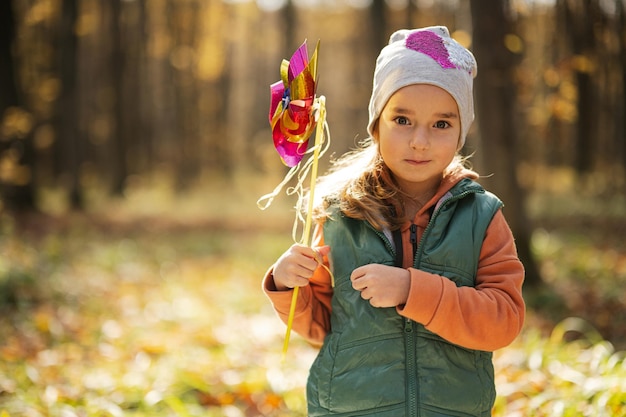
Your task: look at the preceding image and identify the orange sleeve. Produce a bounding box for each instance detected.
[397,210,525,351]
[262,224,333,347]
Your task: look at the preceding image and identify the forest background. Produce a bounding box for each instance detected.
[1,0,625,415]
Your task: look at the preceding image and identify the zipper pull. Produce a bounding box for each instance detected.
[410,223,418,254]
[405,318,413,333]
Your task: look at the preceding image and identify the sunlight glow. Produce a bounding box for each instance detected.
[256,0,288,12]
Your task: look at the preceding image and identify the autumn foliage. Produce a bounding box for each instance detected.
[1,178,625,416]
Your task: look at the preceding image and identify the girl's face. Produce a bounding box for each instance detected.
[376,84,460,197]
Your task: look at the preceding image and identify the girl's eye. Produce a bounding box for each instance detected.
[395,116,410,125]
[434,120,450,129]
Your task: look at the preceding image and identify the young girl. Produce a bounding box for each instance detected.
[263,26,525,417]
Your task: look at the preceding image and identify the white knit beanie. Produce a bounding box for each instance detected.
[367,26,478,149]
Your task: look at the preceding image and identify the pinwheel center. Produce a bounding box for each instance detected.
[282,87,291,108]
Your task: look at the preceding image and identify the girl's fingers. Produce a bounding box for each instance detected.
[273,243,332,290]
[350,265,368,290]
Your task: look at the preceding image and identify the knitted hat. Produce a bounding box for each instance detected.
[367,26,478,149]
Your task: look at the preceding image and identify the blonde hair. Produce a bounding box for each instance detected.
[308,137,469,231]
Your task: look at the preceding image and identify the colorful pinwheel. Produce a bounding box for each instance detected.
[269,40,319,167]
[260,40,330,358]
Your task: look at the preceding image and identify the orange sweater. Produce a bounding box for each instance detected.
[263,170,525,352]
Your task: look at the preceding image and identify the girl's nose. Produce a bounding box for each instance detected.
[409,128,430,150]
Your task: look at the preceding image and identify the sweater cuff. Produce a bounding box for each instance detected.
[397,268,444,325]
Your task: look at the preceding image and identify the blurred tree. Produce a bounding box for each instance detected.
[283,0,298,53]
[223,2,262,178]
[146,0,178,177]
[0,0,36,211]
[57,0,82,208]
[111,0,129,195]
[201,0,230,176]
[0,1,18,118]
[619,0,626,175]
[170,0,202,186]
[470,0,542,287]
[132,0,151,176]
[556,0,598,175]
[369,0,388,53]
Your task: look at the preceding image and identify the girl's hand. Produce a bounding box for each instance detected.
[351,264,410,308]
[272,244,331,291]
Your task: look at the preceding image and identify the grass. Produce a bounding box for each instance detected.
[0,172,625,416]
[0,214,311,416]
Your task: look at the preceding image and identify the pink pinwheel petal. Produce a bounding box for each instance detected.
[269,81,285,123]
[273,129,309,167]
[288,42,309,82]
[289,44,317,101]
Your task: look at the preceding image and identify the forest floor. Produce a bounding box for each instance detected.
[0,174,625,416]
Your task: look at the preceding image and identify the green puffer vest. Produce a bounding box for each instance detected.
[307,178,503,417]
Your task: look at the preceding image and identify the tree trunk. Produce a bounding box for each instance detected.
[224,3,258,176]
[617,0,626,182]
[283,0,298,54]
[369,0,387,53]
[470,0,542,287]
[559,0,597,175]
[58,0,82,209]
[0,0,36,212]
[110,0,129,196]
[0,1,17,114]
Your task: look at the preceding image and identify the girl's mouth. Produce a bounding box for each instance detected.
[406,159,430,165]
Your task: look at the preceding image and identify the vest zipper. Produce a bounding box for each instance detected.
[405,317,418,415]
[369,227,397,259]
[366,222,422,413]
[405,187,479,415]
